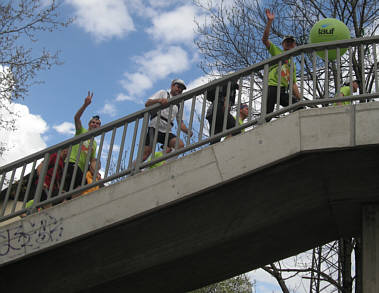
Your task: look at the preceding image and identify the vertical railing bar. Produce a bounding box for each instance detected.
[300,53,305,100]
[33,152,50,212]
[11,164,26,213]
[135,112,150,172]
[289,56,294,106]
[312,51,317,99]
[210,86,220,137]
[248,73,254,122]
[261,64,269,123]
[186,96,196,146]
[235,77,243,128]
[175,101,185,150]
[336,48,341,96]
[163,105,174,151]
[58,145,72,195]
[81,137,95,187]
[93,133,104,181]
[324,49,329,99]
[0,173,6,197]
[373,44,378,93]
[0,169,16,216]
[360,43,366,94]
[128,118,140,170]
[199,93,207,142]
[116,122,128,174]
[349,46,353,97]
[70,141,83,191]
[151,112,161,159]
[222,81,231,133]
[104,128,117,178]
[23,160,37,208]
[47,149,61,199]
[276,60,282,111]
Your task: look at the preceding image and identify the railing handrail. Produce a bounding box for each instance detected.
[1,36,378,173]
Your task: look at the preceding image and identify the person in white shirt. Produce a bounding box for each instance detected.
[142,79,192,161]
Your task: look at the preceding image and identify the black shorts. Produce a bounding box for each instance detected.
[145,127,176,147]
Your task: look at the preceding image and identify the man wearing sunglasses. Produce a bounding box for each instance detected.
[142,79,192,162]
[64,91,101,192]
[262,9,301,121]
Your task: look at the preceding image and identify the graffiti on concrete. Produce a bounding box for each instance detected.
[0,213,64,257]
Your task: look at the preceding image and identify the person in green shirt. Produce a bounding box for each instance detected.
[64,91,101,192]
[262,9,301,121]
[334,80,359,106]
[238,104,249,128]
[148,147,173,169]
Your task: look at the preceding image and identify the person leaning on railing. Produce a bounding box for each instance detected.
[237,104,249,133]
[333,80,359,106]
[63,91,101,192]
[262,9,301,121]
[25,149,68,212]
[206,81,240,144]
[142,79,192,162]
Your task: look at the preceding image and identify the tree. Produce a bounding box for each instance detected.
[189,274,254,293]
[0,0,72,156]
[194,0,378,101]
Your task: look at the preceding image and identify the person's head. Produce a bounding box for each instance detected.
[88,115,101,130]
[240,104,249,119]
[343,80,359,92]
[170,79,187,96]
[282,35,296,51]
[60,148,68,159]
[352,80,359,92]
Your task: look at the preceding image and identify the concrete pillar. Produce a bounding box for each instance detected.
[362,205,379,293]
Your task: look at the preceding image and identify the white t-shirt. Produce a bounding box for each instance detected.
[148,90,180,133]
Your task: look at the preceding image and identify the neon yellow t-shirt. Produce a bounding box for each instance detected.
[148,151,166,169]
[69,127,97,171]
[267,42,297,88]
[334,86,351,105]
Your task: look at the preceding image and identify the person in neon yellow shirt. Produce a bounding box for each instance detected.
[334,80,359,106]
[262,9,301,121]
[148,147,173,169]
[64,91,101,192]
[238,104,249,131]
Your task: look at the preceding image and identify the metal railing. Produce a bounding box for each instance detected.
[1,36,378,223]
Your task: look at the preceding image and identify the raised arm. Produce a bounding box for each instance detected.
[262,9,274,49]
[74,91,93,131]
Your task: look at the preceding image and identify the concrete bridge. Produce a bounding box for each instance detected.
[1,102,379,292]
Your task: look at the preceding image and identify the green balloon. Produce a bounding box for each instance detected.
[309,18,351,60]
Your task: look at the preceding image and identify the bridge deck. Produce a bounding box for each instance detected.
[1,103,379,292]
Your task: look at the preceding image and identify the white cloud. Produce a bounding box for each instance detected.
[146,5,199,44]
[53,121,75,136]
[120,46,190,97]
[67,0,135,42]
[115,93,144,104]
[100,102,117,117]
[120,72,153,97]
[0,102,48,167]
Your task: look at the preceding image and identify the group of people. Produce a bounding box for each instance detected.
[25,92,102,211]
[26,9,360,211]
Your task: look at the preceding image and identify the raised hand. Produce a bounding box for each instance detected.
[84,91,94,106]
[265,9,274,21]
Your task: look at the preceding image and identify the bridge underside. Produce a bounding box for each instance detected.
[1,145,379,293]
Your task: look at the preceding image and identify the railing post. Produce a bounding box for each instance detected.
[32,152,50,212]
[135,112,150,173]
[260,64,269,124]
